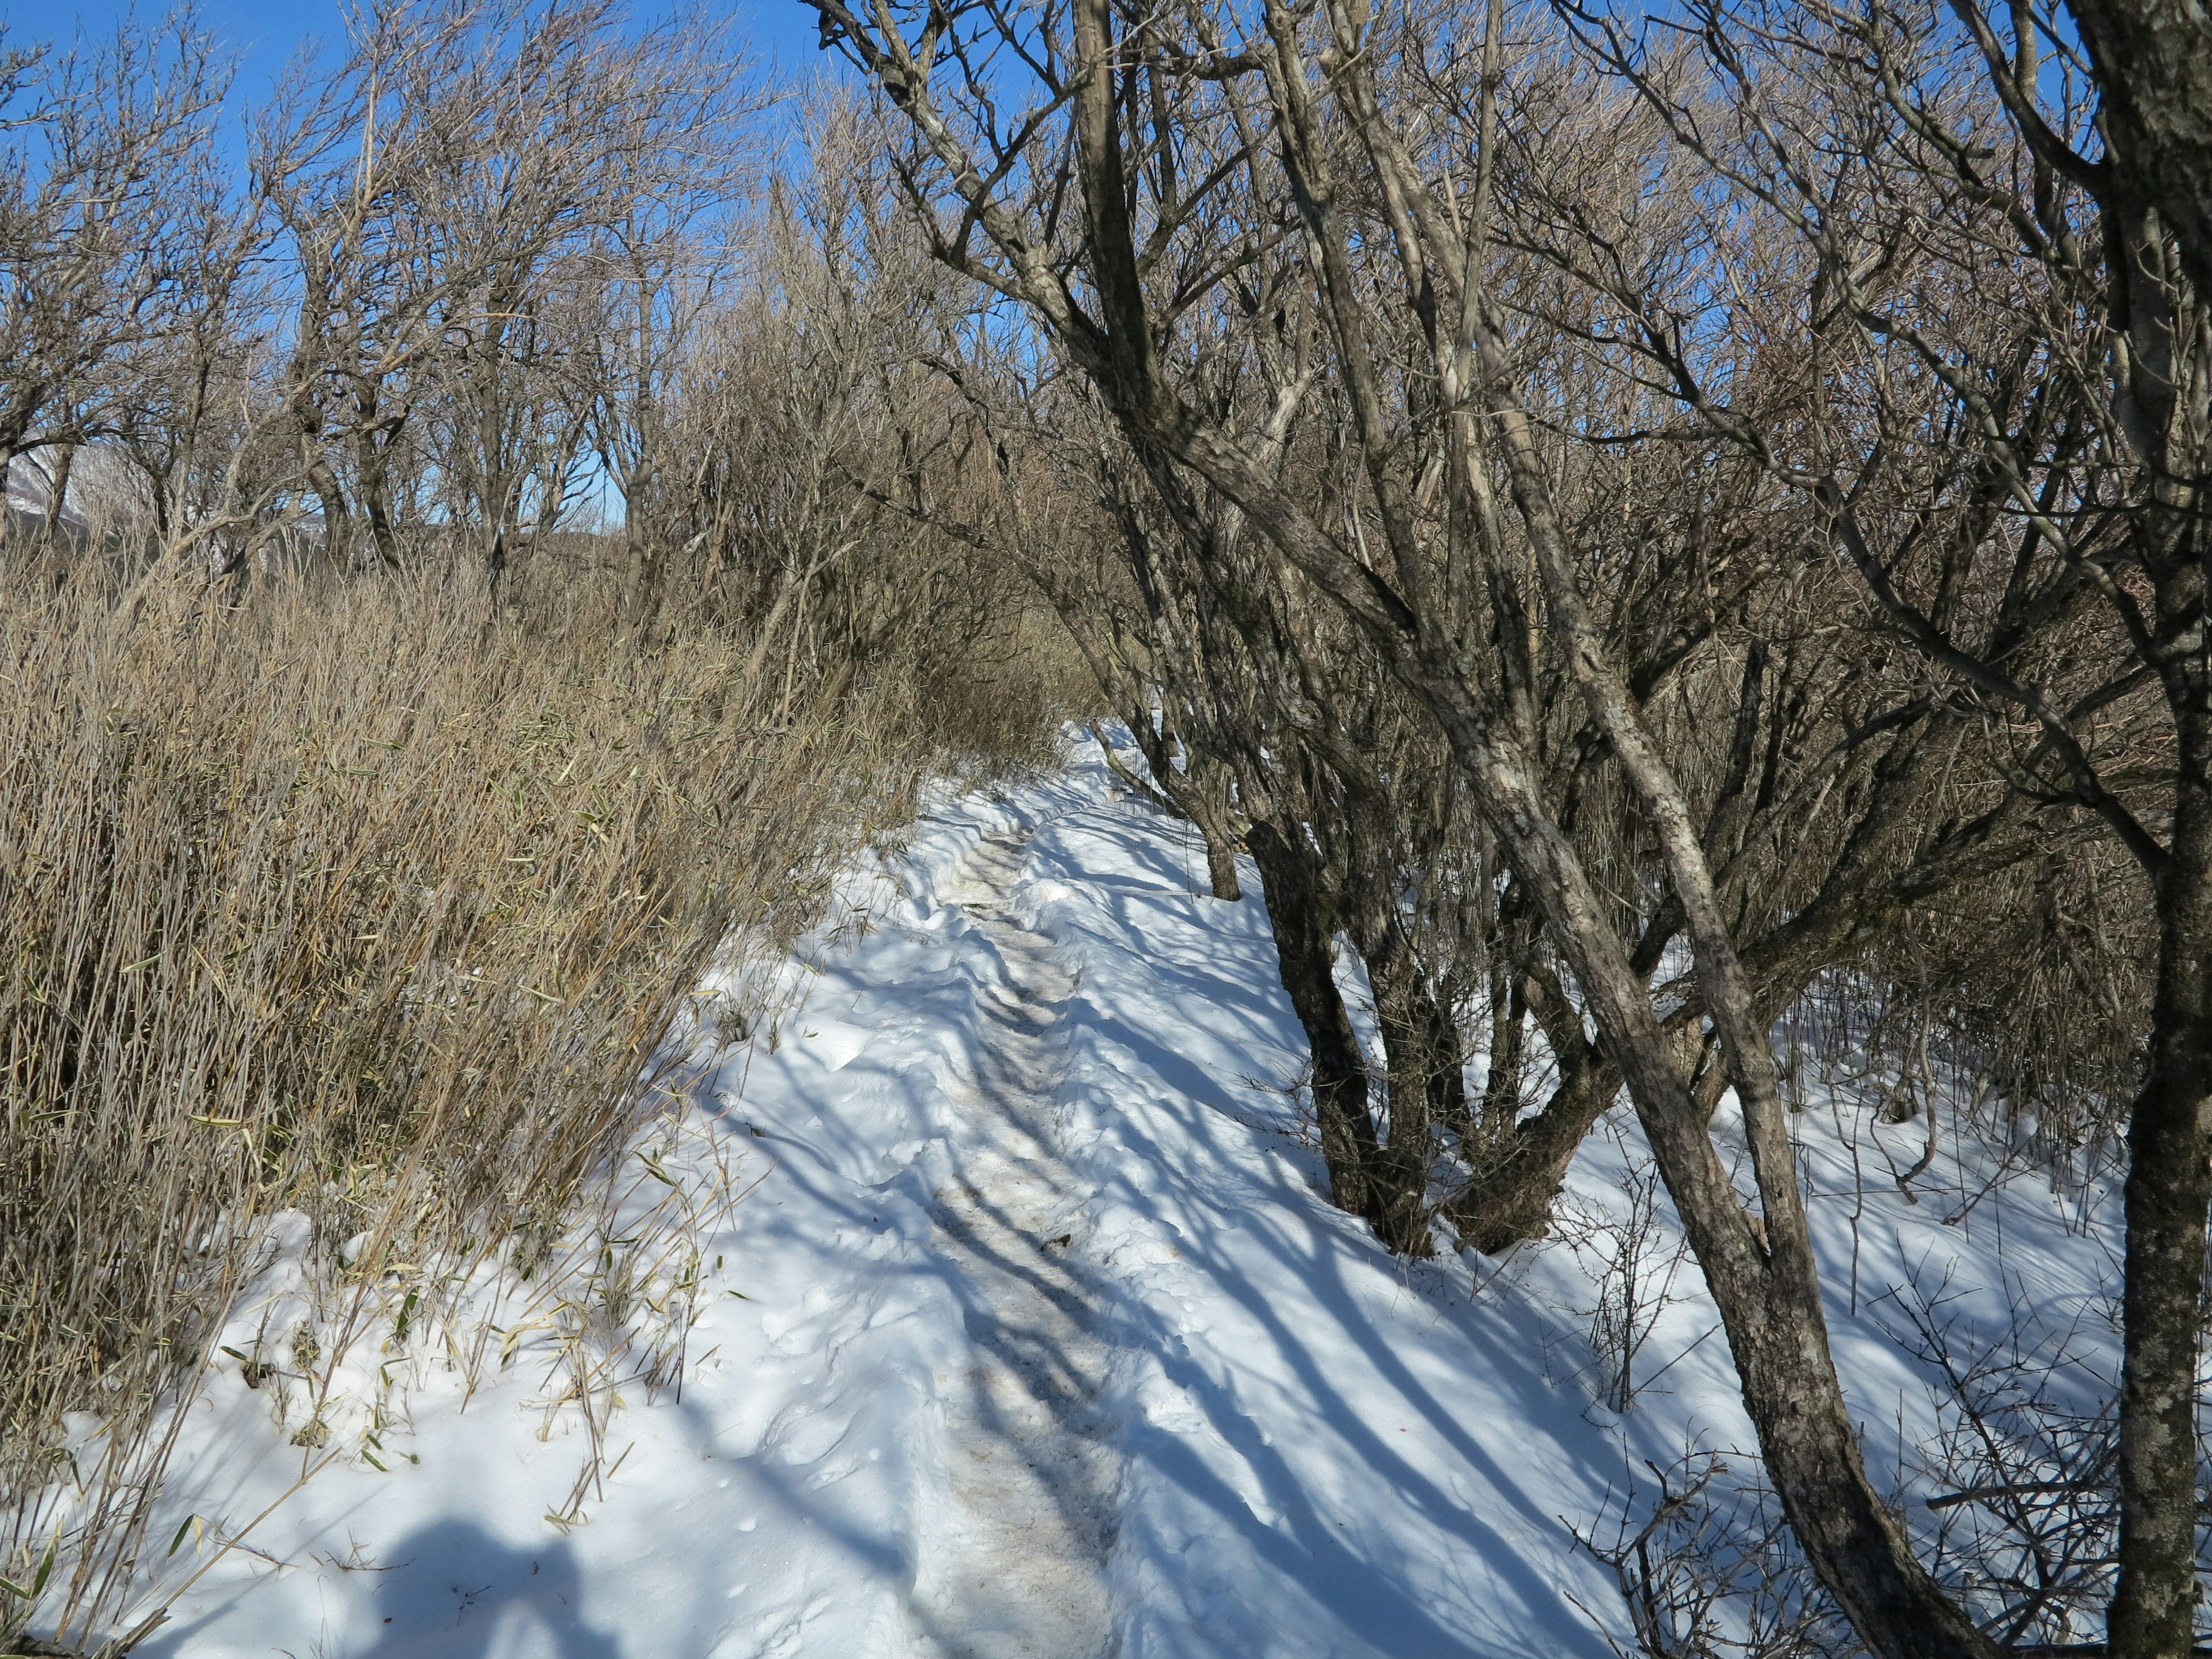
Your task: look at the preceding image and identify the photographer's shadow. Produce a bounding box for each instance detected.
[349,1518,619,1658]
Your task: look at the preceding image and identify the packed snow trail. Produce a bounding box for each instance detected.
[129,742,2128,1658]
[911,831,1117,1658]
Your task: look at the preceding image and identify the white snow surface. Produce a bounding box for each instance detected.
[124,740,2122,1658]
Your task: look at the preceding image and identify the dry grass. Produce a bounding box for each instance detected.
[0,552,1041,1649]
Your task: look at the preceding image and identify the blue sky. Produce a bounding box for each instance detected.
[11,0,834,104]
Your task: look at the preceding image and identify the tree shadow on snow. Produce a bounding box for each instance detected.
[1033,812,1615,1657]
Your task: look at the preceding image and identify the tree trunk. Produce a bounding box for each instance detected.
[41,442,77,546]
[1476,962,1525,1135]
[1200,829,1244,903]
[2065,0,2212,305]
[1339,783,1448,1255]
[1127,721,1244,903]
[353,416,404,572]
[1450,1058,1619,1253]
[1244,816,1378,1219]
[1189,751,1244,902]
[1363,947,1452,1256]
[1094,722,1185,817]
[1480,399,1997,1656]
[624,538,668,632]
[2109,711,2212,1659]
[286,382,351,571]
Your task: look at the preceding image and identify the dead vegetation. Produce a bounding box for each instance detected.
[6,0,2210,1648]
[0,5,1080,1644]
[0,547,1062,1647]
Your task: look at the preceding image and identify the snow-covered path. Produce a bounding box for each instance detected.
[911,832,1117,1658]
[130,743,2126,1659]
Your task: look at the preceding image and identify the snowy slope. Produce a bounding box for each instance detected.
[116,738,2122,1659]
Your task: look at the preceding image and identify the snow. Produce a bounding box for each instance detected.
[110,737,2123,1658]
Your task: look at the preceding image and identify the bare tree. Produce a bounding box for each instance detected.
[796,0,2173,1649]
[1531,0,2210,1646]
[256,0,747,578]
[0,13,232,539]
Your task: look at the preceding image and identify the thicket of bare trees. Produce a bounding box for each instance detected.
[803,0,2207,1651]
[7,0,2208,1649]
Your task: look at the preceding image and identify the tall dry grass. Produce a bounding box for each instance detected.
[0,552,1045,1650]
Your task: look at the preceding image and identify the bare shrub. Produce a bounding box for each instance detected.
[1550,1122,1698,1414]
[1881,1265,2136,1649]
[1571,1452,1862,1659]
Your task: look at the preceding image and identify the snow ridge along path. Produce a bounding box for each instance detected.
[914,831,1118,1659]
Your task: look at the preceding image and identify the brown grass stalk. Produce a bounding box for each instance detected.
[0,551,1008,1648]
